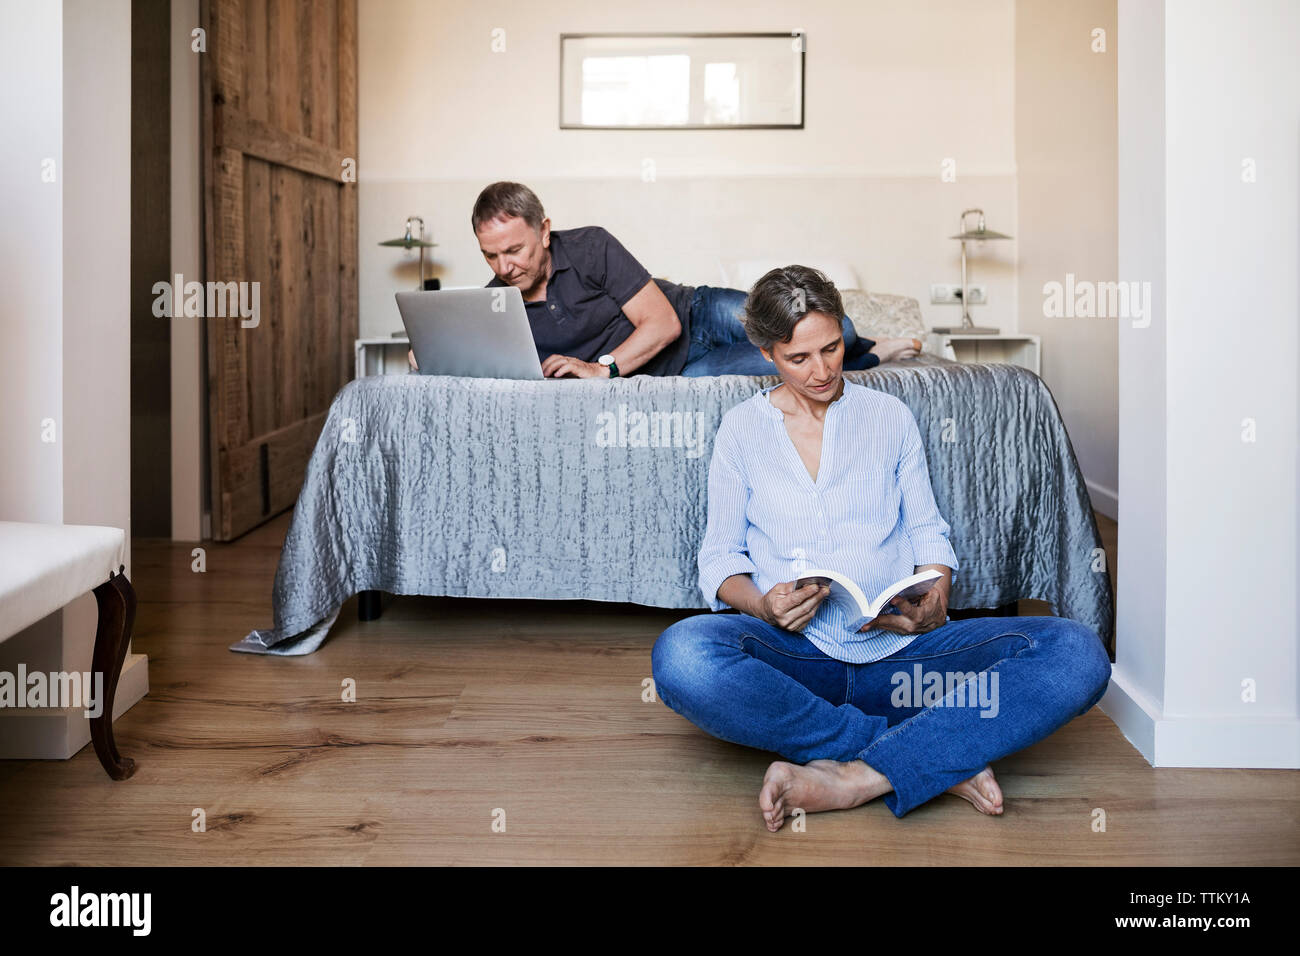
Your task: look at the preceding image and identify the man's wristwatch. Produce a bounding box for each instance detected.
[598,354,620,378]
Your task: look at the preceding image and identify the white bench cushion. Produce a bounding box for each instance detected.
[0,522,126,642]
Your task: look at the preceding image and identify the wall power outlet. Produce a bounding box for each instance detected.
[929,283,987,305]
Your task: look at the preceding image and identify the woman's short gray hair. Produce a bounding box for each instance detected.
[742,265,845,350]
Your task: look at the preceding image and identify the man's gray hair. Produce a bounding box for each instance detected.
[472,181,546,233]
[742,265,845,350]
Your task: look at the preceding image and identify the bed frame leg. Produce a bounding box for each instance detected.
[358,590,384,622]
[90,566,137,780]
[948,600,1019,621]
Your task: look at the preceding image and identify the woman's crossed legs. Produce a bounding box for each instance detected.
[651,612,1111,828]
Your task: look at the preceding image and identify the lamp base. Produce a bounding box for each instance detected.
[930,325,1002,335]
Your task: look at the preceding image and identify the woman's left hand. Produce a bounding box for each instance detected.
[859,581,949,634]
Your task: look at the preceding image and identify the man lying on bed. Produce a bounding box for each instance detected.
[407,181,922,378]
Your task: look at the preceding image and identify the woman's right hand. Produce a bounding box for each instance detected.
[760,581,829,632]
[408,348,419,371]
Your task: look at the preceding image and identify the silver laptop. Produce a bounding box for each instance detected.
[395,287,544,379]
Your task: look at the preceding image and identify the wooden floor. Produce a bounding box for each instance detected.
[1,510,1296,866]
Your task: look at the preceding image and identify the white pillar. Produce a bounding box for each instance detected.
[1107,0,1299,767]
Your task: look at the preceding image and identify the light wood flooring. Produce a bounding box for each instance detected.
[1,510,1296,865]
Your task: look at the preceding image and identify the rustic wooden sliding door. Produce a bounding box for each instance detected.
[201,0,358,540]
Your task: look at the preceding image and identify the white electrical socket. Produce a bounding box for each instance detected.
[930,283,959,304]
[930,283,988,305]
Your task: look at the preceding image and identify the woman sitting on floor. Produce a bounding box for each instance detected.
[651,264,1112,829]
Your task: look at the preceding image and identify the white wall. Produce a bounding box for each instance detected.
[357,0,1019,337]
[1162,0,1297,725]
[1113,0,1167,740]
[0,0,69,757]
[0,0,135,540]
[1015,0,1118,518]
[0,0,64,524]
[1106,0,1298,767]
[0,0,147,760]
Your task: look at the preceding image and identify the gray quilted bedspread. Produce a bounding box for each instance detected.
[232,357,1114,656]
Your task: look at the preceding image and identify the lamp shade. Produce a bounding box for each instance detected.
[949,228,1013,241]
[377,237,437,248]
[381,215,436,290]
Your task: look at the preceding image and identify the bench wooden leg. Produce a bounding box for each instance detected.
[358,589,384,622]
[90,566,137,780]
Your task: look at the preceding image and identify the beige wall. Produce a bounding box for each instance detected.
[63,0,133,548]
[171,0,203,541]
[358,0,1019,336]
[1015,0,1119,517]
[161,0,1122,536]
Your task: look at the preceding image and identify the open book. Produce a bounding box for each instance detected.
[794,568,943,631]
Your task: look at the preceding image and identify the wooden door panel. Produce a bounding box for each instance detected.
[304,174,343,413]
[242,155,273,438]
[202,0,357,541]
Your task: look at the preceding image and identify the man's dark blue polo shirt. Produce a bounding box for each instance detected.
[485,226,694,376]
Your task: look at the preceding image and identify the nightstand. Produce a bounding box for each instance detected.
[354,334,411,378]
[926,332,1040,375]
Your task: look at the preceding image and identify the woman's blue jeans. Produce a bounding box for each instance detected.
[680,286,881,377]
[651,612,1112,817]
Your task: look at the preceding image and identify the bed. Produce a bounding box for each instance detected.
[231,351,1115,658]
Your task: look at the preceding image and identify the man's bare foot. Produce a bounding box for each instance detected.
[868,336,923,363]
[758,758,892,832]
[946,766,1004,815]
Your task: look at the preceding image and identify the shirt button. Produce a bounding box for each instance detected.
[549,304,555,310]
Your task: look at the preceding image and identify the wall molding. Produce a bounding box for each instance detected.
[1100,664,1300,768]
[1086,477,1118,521]
[354,168,1021,185]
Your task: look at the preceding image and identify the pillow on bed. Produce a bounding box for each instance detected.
[840,289,928,342]
[719,258,862,292]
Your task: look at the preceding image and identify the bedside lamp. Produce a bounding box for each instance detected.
[931,208,1012,335]
[378,215,438,290]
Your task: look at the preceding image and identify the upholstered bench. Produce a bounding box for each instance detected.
[0,522,138,779]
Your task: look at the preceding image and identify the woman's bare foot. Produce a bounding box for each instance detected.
[758,758,892,832]
[868,336,923,363]
[946,766,1004,815]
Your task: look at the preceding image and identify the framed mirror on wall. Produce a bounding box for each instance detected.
[559,32,805,129]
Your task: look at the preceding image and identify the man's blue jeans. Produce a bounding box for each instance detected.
[651,613,1112,817]
[680,286,881,377]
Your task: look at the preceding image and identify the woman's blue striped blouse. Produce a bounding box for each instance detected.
[698,380,960,664]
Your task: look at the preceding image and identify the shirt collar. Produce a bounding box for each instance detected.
[758,379,859,419]
[546,232,572,276]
